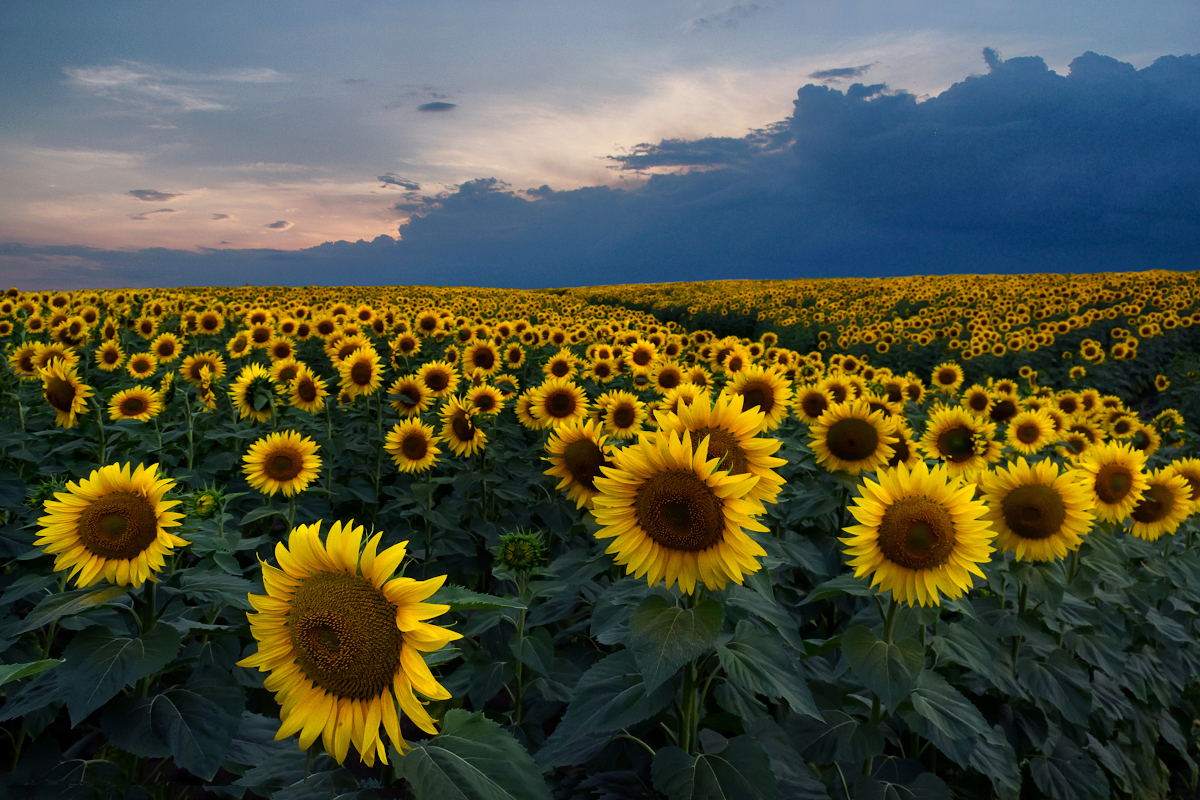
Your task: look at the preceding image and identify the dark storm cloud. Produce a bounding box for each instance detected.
[264,220,293,230]
[417,101,456,112]
[808,64,874,82]
[128,189,183,202]
[130,208,178,220]
[9,49,1200,290]
[378,173,422,190]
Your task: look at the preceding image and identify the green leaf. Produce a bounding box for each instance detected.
[909,670,989,741]
[510,628,554,677]
[10,584,130,634]
[716,620,820,719]
[61,623,182,726]
[969,726,1021,800]
[651,736,779,800]
[1017,651,1092,727]
[0,659,62,686]
[534,650,675,770]
[724,585,806,651]
[101,695,171,758]
[929,618,1000,684]
[802,574,875,604]
[240,505,283,525]
[1029,737,1109,800]
[431,584,526,611]
[403,709,552,800]
[628,595,724,692]
[150,685,243,780]
[177,569,255,611]
[841,625,924,712]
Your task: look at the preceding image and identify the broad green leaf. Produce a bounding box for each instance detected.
[716,620,820,719]
[1017,651,1092,727]
[534,650,674,770]
[61,623,182,725]
[150,685,243,780]
[0,659,62,686]
[403,710,552,800]
[0,670,66,722]
[101,695,171,758]
[802,574,876,604]
[431,584,526,611]
[745,719,832,800]
[930,619,1000,684]
[841,625,924,712]
[854,772,950,800]
[909,670,989,741]
[11,584,130,634]
[177,569,255,611]
[240,505,283,525]
[651,736,779,800]
[724,585,805,651]
[0,573,57,606]
[787,709,884,764]
[970,725,1021,800]
[1029,736,1109,800]
[510,627,554,677]
[628,595,723,692]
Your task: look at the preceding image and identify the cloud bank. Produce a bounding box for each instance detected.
[6,49,1198,289]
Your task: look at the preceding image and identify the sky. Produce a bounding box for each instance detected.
[1,1,1197,289]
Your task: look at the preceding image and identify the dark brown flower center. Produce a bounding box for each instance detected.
[120,396,149,417]
[657,369,681,390]
[739,382,773,415]
[103,349,120,365]
[800,392,829,420]
[289,572,400,700]
[1094,464,1134,505]
[877,496,957,570]
[425,370,449,392]
[1016,423,1042,444]
[451,412,476,443]
[937,368,957,386]
[401,432,428,460]
[563,437,609,491]
[937,426,976,462]
[825,417,880,463]
[1131,483,1175,524]
[472,393,496,413]
[634,470,724,552]
[265,448,304,482]
[297,379,318,402]
[350,361,372,386]
[45,376,77,413]
[472,348,495,370]
[695,426,747,475]
[1001,483,1066,540]
[968,393,989,412]
[546,390,576,418]
[77,491,160,559]
[990,400,1018,423]
[610,403,637,429]
[886,437,911,468]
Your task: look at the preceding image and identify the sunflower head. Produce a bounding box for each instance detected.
[1075,440,1149,523]
[1128,468,1192,541]
[981,458,1094,561]
[543,418,615,509]
[35,462,188,588]
[497,528,546,571]
[809,399,898,475]
[384,420,441,473]
[41,358,92,429]
[243,430,322,497]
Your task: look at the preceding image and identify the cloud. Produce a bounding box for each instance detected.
[128,189,184,202]
[130,208,178,221]
[808,64,874,82]
[265,220,293,230]
[417,102,456,112]
[378,173,422,190]
[687,2,769,31]
[63,61,287,113]
[9,49,1200,289]
[211,213,233,220]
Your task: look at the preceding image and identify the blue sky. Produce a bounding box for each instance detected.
[1,1,1197,288]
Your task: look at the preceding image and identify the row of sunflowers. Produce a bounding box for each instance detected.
[1,282,1199,799]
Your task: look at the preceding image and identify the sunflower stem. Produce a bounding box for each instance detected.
[91,396,108,464]
[184,395,195,470]
[1066,548,1081,584]
[424,468,434,578]
[372,392,384,515]
[287,495,297,530]
[882,595,900,645]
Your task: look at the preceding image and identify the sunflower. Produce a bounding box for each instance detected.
[840,461,994,607]
[960,384,992,417]
[338,347,383,399]
[655,391,786,514]
[384,420,441,473]
[1165,458,1200,507]
[289,367,329,414]
[387,375,432,417]
[1074,440,1149,523]
[724,365,792,433]
[514,388,544,430]
[650,361,685,393]
[465,384,504,416]
[270,357,303,385]
[109,386,163,422]
[462,341,501,377]
[439,396,487,457]
[1127,468,1192,541]
[151,332,182,363]
[793,383,834,425]
[884,421,922,470]
[591,430,768,594]
[244,430,322,497]
[34,462,187,589]
[238,521,460,765]
[502,343,526,370]
[127,351,158,380]
[230,363,276,423]
[1128,423,1161,458]
[988,393,1021,424]
[417,360,459,398]
[8,344,40,378]
[543,418,615,509]
[1005,410,1057,455]
[182,350,226,384]
[931,362,965,394]
[95,341,125,372]
[809,400,897,475]
[981,458,1094,561]
[530,378,590,429]
[597,390,646,440]
[41,359,92,429]
[660,384,709,417]
[920,406,1000,480]
[491,374,520,398]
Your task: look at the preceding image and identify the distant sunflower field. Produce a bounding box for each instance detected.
[3,272,1200,799]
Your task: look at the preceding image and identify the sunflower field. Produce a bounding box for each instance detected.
[3,273,1200,799]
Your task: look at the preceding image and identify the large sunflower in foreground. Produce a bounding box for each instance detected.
[980,457,1094,561]
[655,391,786,514]
[1127,468,1192,541]
[238,521,461,766]
[809,399,897,475]
[35,462,188,589]
[243,431,322,497]
[1074,440,1148,523]
[41,359,93,429]
[840,461,994,607]
[387,375,433,417]
[591,430,768,594]
[543,418,615,509]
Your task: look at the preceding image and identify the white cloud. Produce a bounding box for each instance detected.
[63,61,288,113]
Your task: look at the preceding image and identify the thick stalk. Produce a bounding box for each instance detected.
[512,571,529,726]
[1010,582,1028,667]
[882,595,900,645]
[679,660,698,756]
[184,396,194,470]
[90,396,108,463]
[287,495,297,531]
